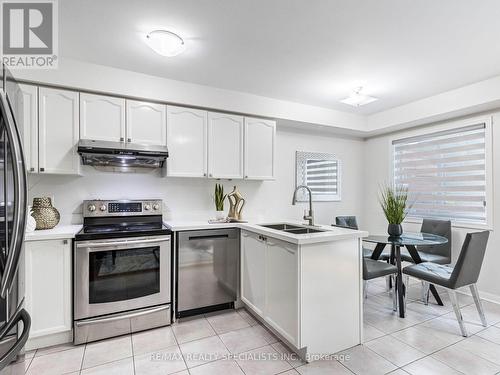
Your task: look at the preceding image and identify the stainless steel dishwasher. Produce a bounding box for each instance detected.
[176,228,239,318]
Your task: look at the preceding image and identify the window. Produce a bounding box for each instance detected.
[295,151,341,202]
[393,121,491,226]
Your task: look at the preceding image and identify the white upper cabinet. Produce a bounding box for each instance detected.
[38,87,80,175]
[17,84,38,173]
[126,100,166,146]
[208,112,244,179]
[244,117,276,180]
[80,93,125,142]
[15,82,274,179]
[166,106,207,177]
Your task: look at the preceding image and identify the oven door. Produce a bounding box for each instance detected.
[74,235,171,320]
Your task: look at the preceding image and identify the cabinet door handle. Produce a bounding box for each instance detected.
[63,239,68,245]
[245,175,248,179]
[120,137,124,142]
[29,167,35,172]
[209,173,213,177]
[127,138,132,142]
[203,173,207,177]
[40,167,45,172]
[188,234,229,241]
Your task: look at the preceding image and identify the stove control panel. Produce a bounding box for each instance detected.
[83,199,163,217]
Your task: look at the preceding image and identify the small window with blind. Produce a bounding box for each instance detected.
[295,151,341,202]
[393,121,491,226]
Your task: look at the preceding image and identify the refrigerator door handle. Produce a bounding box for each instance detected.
[0,302,31,370]
[0,92,28,298]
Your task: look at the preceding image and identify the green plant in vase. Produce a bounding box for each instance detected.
[379,184,411,237]
[214,183,227,220]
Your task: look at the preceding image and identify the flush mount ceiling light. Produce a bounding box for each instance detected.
[340,87,378,107]
[145,30,185,57]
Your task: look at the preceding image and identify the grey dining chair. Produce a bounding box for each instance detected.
[400,219,452,303]
[363,258,399,310]
[335,216,358,230]
[401,219,452,264]
[403,231,490,337]
[335,216,391,259]
[335,216,398,302]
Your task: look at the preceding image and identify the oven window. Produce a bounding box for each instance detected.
[89,246,160,304]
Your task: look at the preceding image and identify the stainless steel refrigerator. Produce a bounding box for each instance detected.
[0,64,31,370]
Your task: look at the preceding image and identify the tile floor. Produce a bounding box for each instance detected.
[4,277,500,375]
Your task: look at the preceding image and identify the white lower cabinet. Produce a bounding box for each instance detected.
[23,239,72,350]
[265,237,299,346]
[241,230,362,356]
[241,231,299,345]
[241,231,267,316]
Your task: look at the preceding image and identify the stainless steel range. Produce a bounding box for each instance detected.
[73,199,172,345]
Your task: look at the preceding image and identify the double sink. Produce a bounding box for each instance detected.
[259,223,327,234]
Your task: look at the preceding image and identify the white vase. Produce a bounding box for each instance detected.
[26,206,37,232]
[215,210,226,220]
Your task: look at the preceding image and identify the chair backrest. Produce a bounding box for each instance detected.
[418,219,452,261]
[335,216,358,230]
[450,231,490,289]
[362,257,369,279]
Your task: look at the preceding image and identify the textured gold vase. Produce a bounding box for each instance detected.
[32,197,60,230]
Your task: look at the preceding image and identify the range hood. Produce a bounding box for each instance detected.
[78,139,168,169]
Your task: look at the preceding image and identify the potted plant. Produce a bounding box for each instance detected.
[214,183,227,220]
[379,184,411,237]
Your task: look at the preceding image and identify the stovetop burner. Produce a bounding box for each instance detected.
[75,199,172,241]
[76,223,171,241]
[83,223,162,234]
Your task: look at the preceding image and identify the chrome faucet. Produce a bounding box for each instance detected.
[292,185,314,226]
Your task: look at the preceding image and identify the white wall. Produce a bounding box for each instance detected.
[363,112,500,302]
[28,126,365,226]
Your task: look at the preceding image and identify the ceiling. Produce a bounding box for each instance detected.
[60,0,500,115]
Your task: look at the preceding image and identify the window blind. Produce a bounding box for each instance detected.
[296,151,341,202]
[393,123,486,224]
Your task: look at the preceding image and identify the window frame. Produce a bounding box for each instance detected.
[390,115,493,230]
[295,151,342,202]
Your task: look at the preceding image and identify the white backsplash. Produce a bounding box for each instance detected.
[27,128,366,226]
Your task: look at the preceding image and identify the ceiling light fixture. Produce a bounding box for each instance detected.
[145,30,185,57]
[340,87,378,107]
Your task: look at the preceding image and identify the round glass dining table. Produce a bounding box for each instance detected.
[363,232,448,318]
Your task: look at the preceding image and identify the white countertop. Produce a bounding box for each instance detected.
[164,219,367,245]
[23,220,367,245]
[164,220,240,231]
[25,225,82,242]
